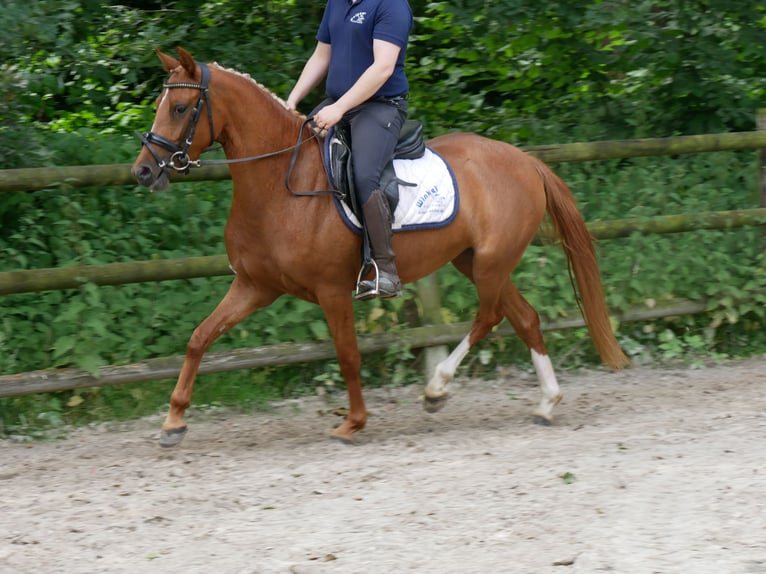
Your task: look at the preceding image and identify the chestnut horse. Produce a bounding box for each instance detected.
[132,47,630,447]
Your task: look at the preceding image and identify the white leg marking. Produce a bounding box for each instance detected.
[531,350,563,422]
[424,335,472,398]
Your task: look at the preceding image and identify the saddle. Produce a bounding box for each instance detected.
[328,119,426,220]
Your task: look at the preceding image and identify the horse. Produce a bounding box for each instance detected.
[131,47,631,447]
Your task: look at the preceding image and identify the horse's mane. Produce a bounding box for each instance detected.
[210,62,306,121]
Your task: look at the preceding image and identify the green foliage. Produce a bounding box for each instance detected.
[407,1,766,142]
[2,1,766,436]
[4,0,765,148]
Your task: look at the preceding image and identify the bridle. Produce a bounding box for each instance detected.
[135,62,215,174]
[134,61,335,197]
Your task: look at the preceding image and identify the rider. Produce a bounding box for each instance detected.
[286,0,414,300]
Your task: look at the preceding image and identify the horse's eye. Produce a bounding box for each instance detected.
[174,104,188,115]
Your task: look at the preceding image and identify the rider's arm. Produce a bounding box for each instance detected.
[333,39,400,113]
[313,39,401,129]
[286,41,331,111]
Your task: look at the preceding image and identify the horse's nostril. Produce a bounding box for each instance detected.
[133,164,154,185]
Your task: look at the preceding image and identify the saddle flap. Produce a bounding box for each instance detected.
[394,120,426,160]
[329,127,351,194]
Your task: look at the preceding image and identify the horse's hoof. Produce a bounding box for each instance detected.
[329,429,356,445]
[423,394,449,413]
[532,414,553,426]
[159,426,188,448]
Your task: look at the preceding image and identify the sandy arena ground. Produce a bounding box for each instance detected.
[1,356,765,573]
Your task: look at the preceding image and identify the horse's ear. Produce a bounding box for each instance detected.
[154,48,179,72]
[176,47,197,77]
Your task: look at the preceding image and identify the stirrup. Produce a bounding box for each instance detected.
[354,260,380,301]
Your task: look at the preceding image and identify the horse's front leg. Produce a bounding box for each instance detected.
[317,290,367,443]
[160,276,278,447]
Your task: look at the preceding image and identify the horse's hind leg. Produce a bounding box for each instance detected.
[423,334,472,411]
[498,282,563,424]
[425,251,562,422]
[160,276,278,447]
[423,251,506,411]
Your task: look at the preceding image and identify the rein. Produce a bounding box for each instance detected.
[195,118,338,198]
[135,61,339,198]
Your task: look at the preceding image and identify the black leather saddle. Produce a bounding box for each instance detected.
[329,119,426,219]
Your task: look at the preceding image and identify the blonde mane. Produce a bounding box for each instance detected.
[210,62,306,121]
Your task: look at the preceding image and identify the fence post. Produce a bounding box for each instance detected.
[759,109,766,251]
[415,274,449,380]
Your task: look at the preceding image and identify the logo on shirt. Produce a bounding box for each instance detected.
[350,11,366,24]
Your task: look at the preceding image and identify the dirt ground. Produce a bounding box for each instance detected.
[1,356,765,574]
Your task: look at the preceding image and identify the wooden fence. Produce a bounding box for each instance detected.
[3,130,766,194]
[1,130,765,397]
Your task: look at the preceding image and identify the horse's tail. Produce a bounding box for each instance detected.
[535,159,632,370]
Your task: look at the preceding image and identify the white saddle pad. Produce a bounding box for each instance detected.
[333,147,459,233]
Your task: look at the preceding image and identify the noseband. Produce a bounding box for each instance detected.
[135,61,214,174]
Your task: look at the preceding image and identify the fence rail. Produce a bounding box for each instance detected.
[0,299,709,397]
[2,130,766,194]
[2,209,765,296]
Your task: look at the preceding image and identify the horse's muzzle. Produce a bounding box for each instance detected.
[132,161,170,192]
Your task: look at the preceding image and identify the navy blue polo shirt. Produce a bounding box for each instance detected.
[317,0,413,100]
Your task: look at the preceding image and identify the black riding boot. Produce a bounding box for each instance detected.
[355,189,402,300]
